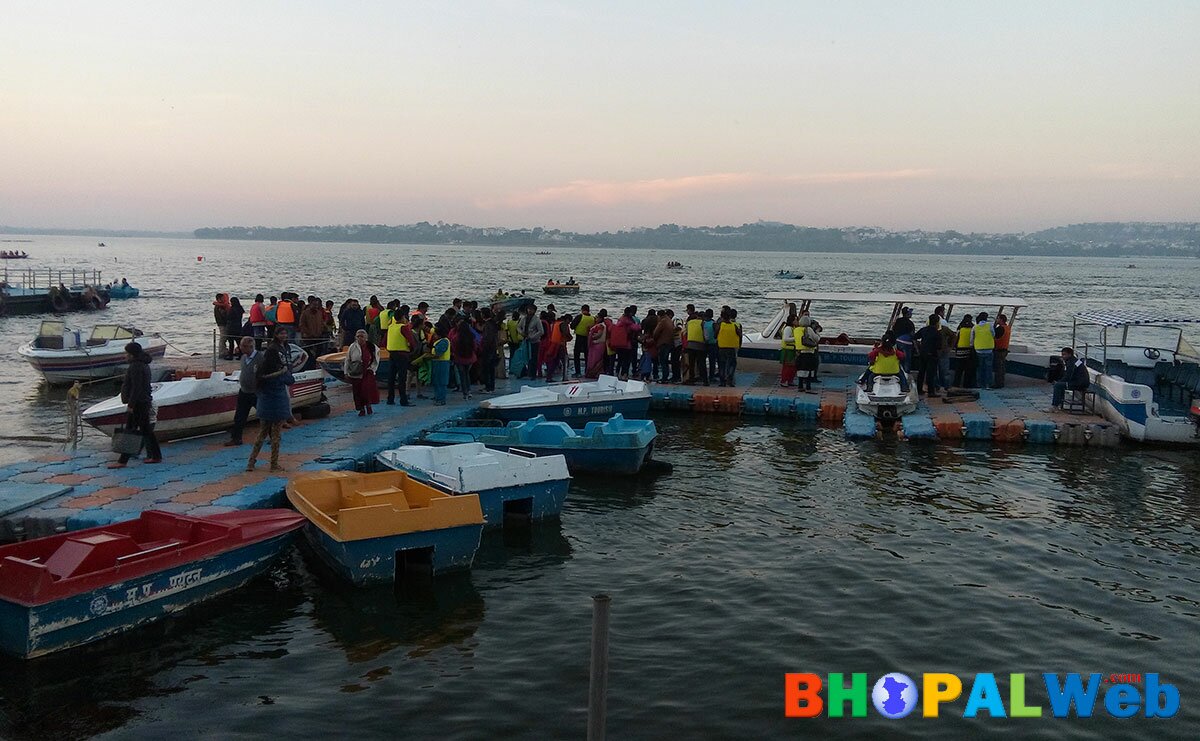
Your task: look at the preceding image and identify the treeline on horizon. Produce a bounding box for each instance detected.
[184,220,1194,257]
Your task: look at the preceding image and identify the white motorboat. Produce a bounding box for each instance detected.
[739,292,1050,379]
[81,369,326,441]
[1069,310,1200,445]
[855,374,919,425]
[375,443,570,527]
[17,320,168,385]
[478,374,651,423]
[81,346,323,440]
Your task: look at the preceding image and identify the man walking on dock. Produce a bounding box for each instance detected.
[225,336,261,446]
[108,343,162,468]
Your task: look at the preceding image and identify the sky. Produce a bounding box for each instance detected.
[3,0,1199,233]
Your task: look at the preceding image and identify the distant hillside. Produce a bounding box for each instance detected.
[1029,222,1200,246]
[193,221,1200,257]
[0,226,193,239]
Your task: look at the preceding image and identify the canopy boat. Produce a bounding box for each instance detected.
[543,283,580,296]
[375,443,570,527]
[107,283,140,299]
[317,346,389,383]
[1070,310,1200,445]
[479,375,651,423]
[17,321,168,385]
[286,470,485,585]
[418,413,657,474]
[774,271,803,280]
[739,292,1048,379]
[0,509,304,658]
[82,347,323,440]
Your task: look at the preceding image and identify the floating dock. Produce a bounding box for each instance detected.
[0,368,1116,541]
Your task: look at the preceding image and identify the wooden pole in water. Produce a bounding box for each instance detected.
[587,593,611,741]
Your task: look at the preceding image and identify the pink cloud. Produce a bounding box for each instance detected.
[476,169,936,210]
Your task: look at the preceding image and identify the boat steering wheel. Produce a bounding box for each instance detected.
[1144,347,1161,360]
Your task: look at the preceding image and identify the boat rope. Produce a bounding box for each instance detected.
[159,335,205,357]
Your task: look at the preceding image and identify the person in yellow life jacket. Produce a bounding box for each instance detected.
[779,315,798,388]
[385,314,416,406]
[992,312,1011,389]
[859,333,910,392]
[715,310,742,387]
[953,314,976,389]
[685,311,709,385]
[427,327,452,406]
[971,311,996,389]
[570,305,596,377]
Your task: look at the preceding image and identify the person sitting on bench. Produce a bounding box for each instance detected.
[1051,347,1090,409]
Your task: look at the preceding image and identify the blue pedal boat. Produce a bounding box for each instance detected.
[0,509,305,659]
[420,414,658,475]
[375,443,571,527]
[478,374,652,424]
[286,470,485,586]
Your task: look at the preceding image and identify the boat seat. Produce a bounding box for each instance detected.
[44,532,142,579]
[1063,389,1094,415]
[35,336,64,350]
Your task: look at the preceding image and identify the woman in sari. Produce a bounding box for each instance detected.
[343,329,379,416]
[585,309,609,379]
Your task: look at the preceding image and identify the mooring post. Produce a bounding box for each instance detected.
[587,593,611,741]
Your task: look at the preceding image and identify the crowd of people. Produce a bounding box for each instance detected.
[850,305,1013,397]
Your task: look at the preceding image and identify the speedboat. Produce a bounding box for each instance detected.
[375,443,570,527]
[82,347,324,440]
[0,509,304,658]
[739,292,1050,380]
[286,470,485,585]
[543,283,580,296]
[1070,310,1200,445]
[419,413,657,474]
[18,320,168,385]
[479,374,651,423]
[855,374,919,425]
[774,271,803,279]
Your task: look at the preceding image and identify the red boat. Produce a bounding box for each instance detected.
[0,509,304,658]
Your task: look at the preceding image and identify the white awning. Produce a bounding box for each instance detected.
[1073,310,1200,327]
[763,292,1028,308]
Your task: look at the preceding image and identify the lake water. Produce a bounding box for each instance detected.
[0,236,1198,738]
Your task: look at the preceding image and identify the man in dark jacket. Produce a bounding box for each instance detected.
[108,343,162,467]
[479,309,500,392]
[1051,347,1091,409]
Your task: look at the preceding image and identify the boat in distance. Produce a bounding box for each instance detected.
[375,443,570,527]
[479,375,651,423]
[286,470,485,586]
[0,509,304,659]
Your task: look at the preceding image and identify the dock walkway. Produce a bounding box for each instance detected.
[0,370,1114,541]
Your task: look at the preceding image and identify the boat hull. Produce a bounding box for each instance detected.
[738,341,1051,380]
[20,341,167,385]
[1089,372,1200,445]
[424,433,652,475]
[301,523,482,586]
[82,372,325,440]
[543,285,580,296]
[0,533,294,659]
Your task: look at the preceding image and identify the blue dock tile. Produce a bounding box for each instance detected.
[742,393,771,415]
[67,508,137,530]
[901,414,938,440]
[962,412,994,440]
[1024,419,1057,444]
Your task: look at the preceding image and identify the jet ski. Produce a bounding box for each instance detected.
[855,374,919,426]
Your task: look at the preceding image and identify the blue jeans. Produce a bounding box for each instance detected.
[860,371,910,393]
[718,348,737,385]
[937,355,951,390]
[897,341,914,373]
[975,349,994,389]
[455,363,472,398]
[431,360,450,404]
[1052,382,1089,407]
[706,344,719,378]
